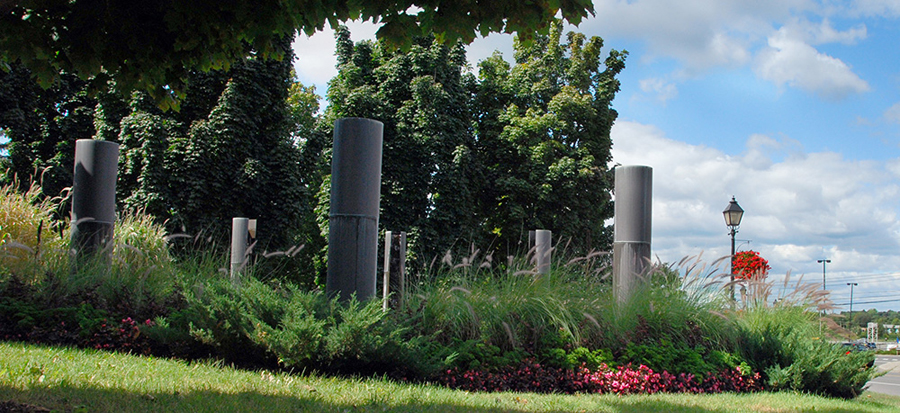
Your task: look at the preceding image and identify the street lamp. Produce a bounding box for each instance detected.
[723,197,744,300]
[847,282,858,337]
[818,259,831,290]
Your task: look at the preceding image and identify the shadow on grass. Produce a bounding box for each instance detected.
[3,385,900,413]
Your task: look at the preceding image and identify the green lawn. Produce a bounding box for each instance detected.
[1,341,898,413]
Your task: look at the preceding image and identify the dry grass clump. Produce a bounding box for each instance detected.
[0,179,69,280]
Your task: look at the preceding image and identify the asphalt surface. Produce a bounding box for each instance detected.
[867,355,900,396]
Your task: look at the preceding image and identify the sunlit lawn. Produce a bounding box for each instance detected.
[1,342,899,412]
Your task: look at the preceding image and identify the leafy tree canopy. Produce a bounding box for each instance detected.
[321,21,626,260]
[0,0,595,109]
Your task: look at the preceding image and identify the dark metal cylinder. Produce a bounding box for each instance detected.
[326,118,384,301]
[71,139,119,258]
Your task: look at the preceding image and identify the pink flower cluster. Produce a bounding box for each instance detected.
[576,363,761,394]
[89,317,155,353]
[437,359,762,395]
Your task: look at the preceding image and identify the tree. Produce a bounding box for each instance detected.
[1,34,324,285]
[319,22,626,263]
[1,0,595,108]
[473,21,626,254]
[0,63,95,201]
[322,27,480,262]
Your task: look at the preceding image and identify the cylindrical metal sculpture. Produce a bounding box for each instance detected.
[535,229,552,275]
[382,231,407,311]
[326,118,384,301]
[71,139,120,260]
[613,165,653,303]
[230,217,250,285]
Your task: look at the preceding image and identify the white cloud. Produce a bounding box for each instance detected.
[753,27,870,99]
[885,102,900,124]
[576,2,877,100]
[780,18,867,45]
[465,33,516,70]
[585,0,814,72]
[610,120,900,293]
[852,0,900,17]
[639,77,678,103]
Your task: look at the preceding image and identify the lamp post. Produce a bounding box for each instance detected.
[847,282,858,338]
[817,259,831,290]
[723,197,744,300]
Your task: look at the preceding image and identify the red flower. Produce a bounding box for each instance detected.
[732,250,770,280]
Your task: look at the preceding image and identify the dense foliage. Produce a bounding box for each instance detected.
[116,39,307,250]
[2,39,322,285]
[474,23,625,254]
[1,0,594,108]
[320,21,625,263]
[2,24,622,284]
[0,63,94,201]
[322,26,481,261]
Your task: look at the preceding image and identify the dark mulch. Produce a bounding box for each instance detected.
[0,401,51,413]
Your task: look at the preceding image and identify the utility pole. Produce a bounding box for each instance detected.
[847,282,858,339]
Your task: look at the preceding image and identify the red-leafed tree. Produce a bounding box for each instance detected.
[733,250,771,280]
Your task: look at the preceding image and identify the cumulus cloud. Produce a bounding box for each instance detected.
[780,18,867,45]
[610,119,900,293]
[579,1,878,100]
[639,77,678,104]
[753,27,870,99]
[586,0,813,72]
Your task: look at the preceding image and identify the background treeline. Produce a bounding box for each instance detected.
[835,309,900,340]
[0,22,626,288]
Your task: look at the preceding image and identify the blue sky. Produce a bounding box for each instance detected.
[291,1,900,312]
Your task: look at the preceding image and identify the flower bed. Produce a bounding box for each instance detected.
[437,359,763,395]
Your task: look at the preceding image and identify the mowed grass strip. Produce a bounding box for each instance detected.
[1,341,899,413]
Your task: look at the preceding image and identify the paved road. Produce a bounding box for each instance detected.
[867,356,900,396]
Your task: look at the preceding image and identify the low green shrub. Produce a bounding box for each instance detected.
[734,303,879,399]
[153,276,437,377]
[442,339,527,371]
[764,338,877,399]
[619,341,707,378]
[541,346,614,371]
[0,273,160,354]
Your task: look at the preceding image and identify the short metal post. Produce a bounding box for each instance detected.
[535,229,552,275]
[71,139,120,264]
[230,217,250,285]
[326,118,384,301]
[613,165,653,303]
[382,231,407,311]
